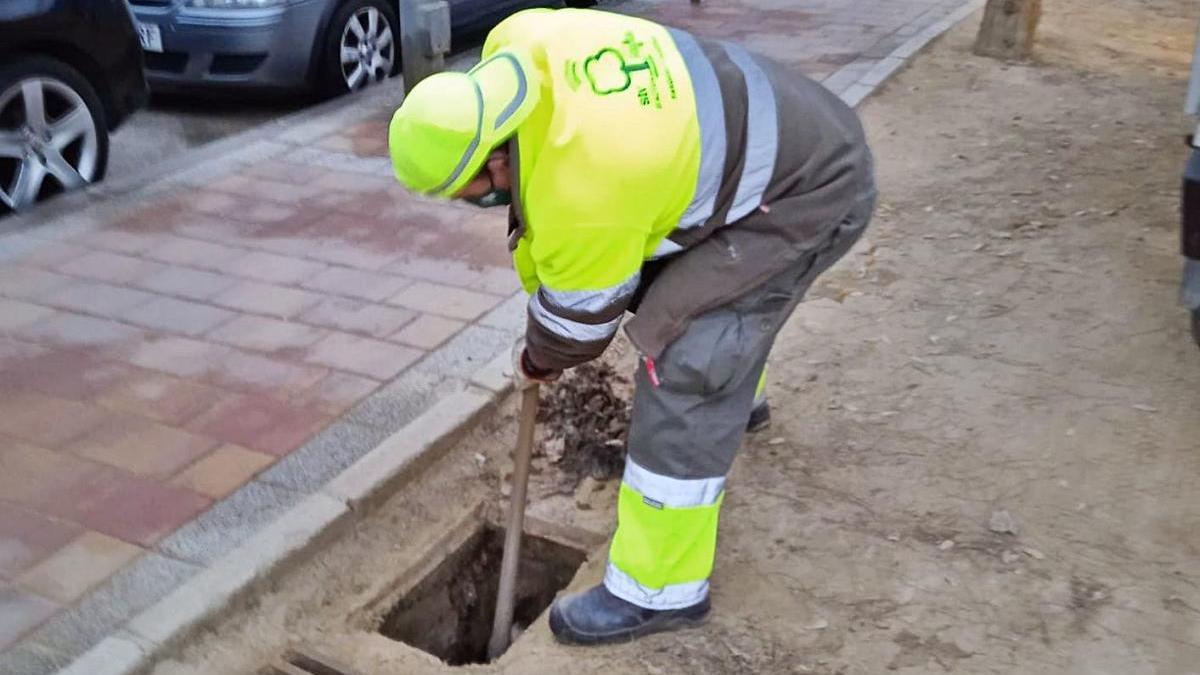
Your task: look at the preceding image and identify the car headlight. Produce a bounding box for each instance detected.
[185,0,287,8]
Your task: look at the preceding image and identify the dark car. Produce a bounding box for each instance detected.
[1183,25,1200,347]
[0,0,148,213]
[126,0,579,95]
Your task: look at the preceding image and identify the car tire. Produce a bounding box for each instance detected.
[0,56,108,214]
[320,0,400,97]
[1192,309,1200,349]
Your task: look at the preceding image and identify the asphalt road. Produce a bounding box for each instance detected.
[102,42,487,186]
[106,92,309,184]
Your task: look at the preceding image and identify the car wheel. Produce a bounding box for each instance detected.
[0,57,108,214]
[321,0,399,97]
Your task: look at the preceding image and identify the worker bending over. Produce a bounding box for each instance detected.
[388,7,875,646]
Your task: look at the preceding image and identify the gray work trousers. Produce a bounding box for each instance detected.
[627,212,869,481]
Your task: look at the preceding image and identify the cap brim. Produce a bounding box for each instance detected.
[432,51,538,198]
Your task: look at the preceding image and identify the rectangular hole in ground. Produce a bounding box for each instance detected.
[378,524,587,665]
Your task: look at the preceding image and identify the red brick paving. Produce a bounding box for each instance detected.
[135,265,239,301]
[36,280,156,316]
[0,440,101,513]
[300,266,412,303]
[291,370,380,415]
[119,296,236,337]
[18,241,88,268]
[220,250,327,285]
[205,348,328,398]
[43,468,211,547]
[208,175,316,205]
[0,504,82,580]
[16,531,143,605]
[94,369,226,426]
[63,413,219,480]
[207,314,327,354]
[0,299,56,331]
[299,298,416,339]
[146,235,247,271]
[187,394,330,457]
[0,585,59,650]
[0,392,110,449]
[18,313,146,349]
[58,250,166,285]
[303,332,423,379]
[169,444,275,499]
[123,335,230,378]
[391,314,465,350]
[0,349,130,401]
[76,229,159,255]
[388,281,503,321]
[0,266,75,299]
[0,101,520,645]
[212,281,324,318]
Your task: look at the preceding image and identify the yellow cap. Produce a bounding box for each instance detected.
[388,50,541,197]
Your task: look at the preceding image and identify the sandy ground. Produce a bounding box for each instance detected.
[154,1,1200,673]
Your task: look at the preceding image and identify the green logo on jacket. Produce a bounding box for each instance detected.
[565,31,678,110]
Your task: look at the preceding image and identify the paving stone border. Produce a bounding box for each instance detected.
[3,2,984,673]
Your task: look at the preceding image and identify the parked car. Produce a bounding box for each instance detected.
[126,0,572,96]
[1183,23,1200,347]
[0,0,148,213]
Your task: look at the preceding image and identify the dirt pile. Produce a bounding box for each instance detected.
[536,362,631,488]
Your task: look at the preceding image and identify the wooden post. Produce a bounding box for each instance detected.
[397,0,451,93]
[973,0,1042,61]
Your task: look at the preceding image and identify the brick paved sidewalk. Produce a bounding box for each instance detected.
[0,0,975,671]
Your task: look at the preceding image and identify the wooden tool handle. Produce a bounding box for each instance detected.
[487,384,540,660]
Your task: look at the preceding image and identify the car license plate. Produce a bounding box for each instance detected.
[137,23,163,53]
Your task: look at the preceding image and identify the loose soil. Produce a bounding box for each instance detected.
[153,1,1200,673]
[535,362,632,490]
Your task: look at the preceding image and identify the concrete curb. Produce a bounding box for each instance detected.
[835,0,986,108]
[323,387,497,511]
[46,3,985,672]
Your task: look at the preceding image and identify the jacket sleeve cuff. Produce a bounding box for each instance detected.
[524,310,616,371]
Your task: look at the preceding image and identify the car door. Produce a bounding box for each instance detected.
[448,0,554,37]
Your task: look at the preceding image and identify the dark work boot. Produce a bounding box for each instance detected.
[549,584,710,645]
[746,400,771,433]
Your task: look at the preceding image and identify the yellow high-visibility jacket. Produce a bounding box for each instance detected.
[487,9,874,370]
[484,9,700,369]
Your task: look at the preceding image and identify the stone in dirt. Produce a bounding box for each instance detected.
[538,362,631,490]
[989,510,1020,535]
[574,476,608,510]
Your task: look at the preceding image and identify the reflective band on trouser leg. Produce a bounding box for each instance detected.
[753,364,768,408]
[606,459,725,610]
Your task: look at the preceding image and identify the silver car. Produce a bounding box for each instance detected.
[126,0,564,95]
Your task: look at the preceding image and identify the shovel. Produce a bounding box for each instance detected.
[487,383,540,660]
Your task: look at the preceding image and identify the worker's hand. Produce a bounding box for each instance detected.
[511,339,560,390]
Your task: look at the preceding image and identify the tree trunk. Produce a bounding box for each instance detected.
[974,0,1043,60]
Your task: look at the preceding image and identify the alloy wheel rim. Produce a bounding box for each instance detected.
[0,77,99,211]
[340,6,396,91]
